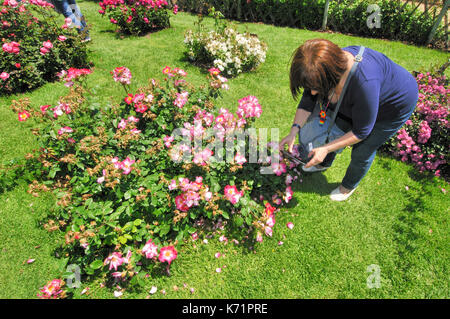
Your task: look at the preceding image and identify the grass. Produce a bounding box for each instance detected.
[0,1,448,299]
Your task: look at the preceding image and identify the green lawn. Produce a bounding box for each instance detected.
[0,1,448,299]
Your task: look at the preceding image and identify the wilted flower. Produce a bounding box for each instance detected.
[256,232,263,242]
[37,279,65,299]
[149,286,157,294]
[104,252,124,271]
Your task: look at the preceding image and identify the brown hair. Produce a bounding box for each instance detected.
[289,39,347,100]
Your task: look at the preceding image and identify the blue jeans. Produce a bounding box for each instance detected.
[340,100,418,190]
[52,0,88,34]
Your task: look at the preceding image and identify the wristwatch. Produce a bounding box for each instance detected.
[291,123,301,131]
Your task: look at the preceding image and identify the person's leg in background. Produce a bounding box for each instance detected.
[67,0,88,32]
[52,0,90,41]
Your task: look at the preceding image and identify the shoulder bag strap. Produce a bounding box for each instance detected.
[325,46,365,140]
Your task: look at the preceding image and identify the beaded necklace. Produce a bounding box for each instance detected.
[318,90,335,125]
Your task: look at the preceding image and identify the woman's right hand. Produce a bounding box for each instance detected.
[279,131,298,153]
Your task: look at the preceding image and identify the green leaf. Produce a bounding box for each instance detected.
[221,210,230,219]
[48,166,60,179]
[233,215,244,227]
[175,230,185,242]
[159,224,171,236]
[90,259,103,270]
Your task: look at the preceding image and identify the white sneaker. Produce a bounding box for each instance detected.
[330,186,356,201]
[302,165,328,173]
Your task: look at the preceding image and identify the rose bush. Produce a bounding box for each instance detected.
[381,72,449,179]
[0,0,89,95]
[6,66,303,297]
[184,8,267,77]
[98,0,177,36]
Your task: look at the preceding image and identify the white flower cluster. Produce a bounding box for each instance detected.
[184,27,267,77]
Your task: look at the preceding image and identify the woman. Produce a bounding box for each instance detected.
[279,39,418,201]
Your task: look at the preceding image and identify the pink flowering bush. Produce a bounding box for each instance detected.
[98,0,177,36]
[381,72,449,179]
[0,0,89,95]
[4,65,303,295]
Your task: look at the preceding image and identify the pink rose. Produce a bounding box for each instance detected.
[43,40,53,49]
[40,47,49,55]
[0,72,10,80]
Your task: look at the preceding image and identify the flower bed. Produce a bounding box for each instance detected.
[0,0,89,95]
[8,66,303,297]
[98,0,177,36]
[381,72,449,179]
[184,9,267,77]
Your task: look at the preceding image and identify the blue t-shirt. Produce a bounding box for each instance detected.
[297,46,419,139]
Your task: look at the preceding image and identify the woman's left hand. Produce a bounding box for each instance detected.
[304,147,329,168]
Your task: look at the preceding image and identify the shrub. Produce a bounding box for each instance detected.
[178,0,326,29]
[177,0,446,49]
[328,0,446,47]
[184,8,267,77]
[7,66,303,296]
[380,72,449,179]
[98,0,177,36]
[0,0,90,95]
